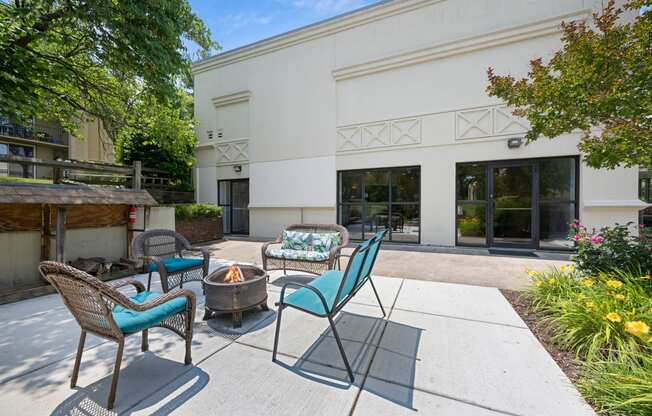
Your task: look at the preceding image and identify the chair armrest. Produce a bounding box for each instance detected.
[278,282,330,315]
[186,246,210,264]
[106,278,146,293]
[261,239,282,255]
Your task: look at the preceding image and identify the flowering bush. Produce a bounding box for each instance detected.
[568,221,652,278]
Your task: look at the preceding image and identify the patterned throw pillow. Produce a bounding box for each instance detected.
[310,232,342,253]
[281,230,312,250]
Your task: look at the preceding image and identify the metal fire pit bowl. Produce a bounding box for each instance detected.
[202,264,269,328]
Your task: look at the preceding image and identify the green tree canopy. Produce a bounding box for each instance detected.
[115,90,197,188]
[0,0,217,134]
[487,0,651,169]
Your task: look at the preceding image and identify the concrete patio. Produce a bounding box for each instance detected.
[0,259,594,416]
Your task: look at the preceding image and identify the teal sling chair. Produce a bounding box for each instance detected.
[272,229,388,382]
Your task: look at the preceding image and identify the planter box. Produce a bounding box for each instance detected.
[175,216,224,243]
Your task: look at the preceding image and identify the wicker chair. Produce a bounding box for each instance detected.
[38,261,196,410]
[132,229,210,292]
[261,224,349,275]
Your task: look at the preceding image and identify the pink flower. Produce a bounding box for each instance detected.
[590,235,604,244]
[571,234,583,242]
[571,223,578,229]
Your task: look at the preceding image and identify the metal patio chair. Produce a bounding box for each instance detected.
[39,261,196,410]
[272,229,387,382]
[132,229,210,292]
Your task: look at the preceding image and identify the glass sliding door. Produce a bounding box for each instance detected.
[218,179,249,235]
[490,163,535,247]
[338,166,420,243]
[456,156,578,250]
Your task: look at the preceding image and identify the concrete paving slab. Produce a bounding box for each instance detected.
[366,309,595,416]
[0,323,231,415]
[394,279,526,327]
[130,343,360,416]
[353,386,504,416]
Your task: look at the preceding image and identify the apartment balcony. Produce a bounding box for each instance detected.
[0,117,70,147]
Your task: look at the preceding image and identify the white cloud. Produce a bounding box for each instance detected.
[218,12,275,34]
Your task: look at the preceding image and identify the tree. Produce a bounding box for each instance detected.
[0,0,217,135]
[487,0,651,169]
[115,90,197,189]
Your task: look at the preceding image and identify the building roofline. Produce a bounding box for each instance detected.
[192,0,442,74]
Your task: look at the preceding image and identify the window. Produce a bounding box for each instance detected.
[456,164,487,245]
[0,142,34,177]
[338,166,420,243]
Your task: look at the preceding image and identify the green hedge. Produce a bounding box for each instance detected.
[174,204,222,221]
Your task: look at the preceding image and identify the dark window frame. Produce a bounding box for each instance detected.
[337,165,421,244]
[455,155,580,251]
[217,178,250,235]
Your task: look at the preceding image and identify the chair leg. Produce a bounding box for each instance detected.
[328,315,354,383]
[141,329,149,352]
[368,277,386,317]
[185,308,194,365]
[147,271,152,291]
[272,305,284,362]
[107,339,125,410]
[70,330,86,388]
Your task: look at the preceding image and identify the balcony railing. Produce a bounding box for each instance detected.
[0,117,70,146]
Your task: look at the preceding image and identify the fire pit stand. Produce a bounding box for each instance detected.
[202,264,269,328]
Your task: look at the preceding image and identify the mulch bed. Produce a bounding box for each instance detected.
[500,289,583,382]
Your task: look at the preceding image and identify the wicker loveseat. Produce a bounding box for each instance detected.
[261,224,349,275]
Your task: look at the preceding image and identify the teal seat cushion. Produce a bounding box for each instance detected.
[284,270,344,315]
[266,248,329,262]
[112,291,187,334]
[148,257,203,273]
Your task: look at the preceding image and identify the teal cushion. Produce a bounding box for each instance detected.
[112,291,187,334]
[266,248,329,262]
[281,230,312,250]
[284,270,344,315]
[310,232,341,253]
[148,257,203,273]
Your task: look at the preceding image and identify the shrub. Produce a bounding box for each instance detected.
[174,204,222,221]
[579,351,652,416]
[569,221,652,277]
[528,268,652,359]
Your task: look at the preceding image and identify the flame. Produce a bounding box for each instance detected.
[224,264,244,283]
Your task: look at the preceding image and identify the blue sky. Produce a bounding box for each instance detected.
[188,0,380,58]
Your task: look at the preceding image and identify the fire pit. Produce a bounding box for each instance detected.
[203,263,269,328]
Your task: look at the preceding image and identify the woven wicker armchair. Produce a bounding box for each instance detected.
[132,229,210,292]
[261,224,349,275]
[38,261,196,410]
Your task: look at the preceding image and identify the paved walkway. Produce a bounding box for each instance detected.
[0,260,593,415]
[201,239,569,290]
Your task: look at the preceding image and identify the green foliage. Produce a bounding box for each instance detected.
[529,268,652,359]
[174,204,222,221]
[487,1,652,169]
[115,90,197,188]
[579,352,652,416]
[0,0,217,134]
[569,221,652,276]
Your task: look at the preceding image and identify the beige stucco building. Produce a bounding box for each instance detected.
[192,0,646,250]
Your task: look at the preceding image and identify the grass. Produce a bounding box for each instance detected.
[0,176,53,185]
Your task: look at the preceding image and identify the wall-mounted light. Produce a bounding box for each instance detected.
[233,165,242,173]
[507,137,523,149]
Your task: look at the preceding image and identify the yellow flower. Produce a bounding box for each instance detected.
[577,293,586,300]
[604,312,622,323]
[648,337,652,344]
[548,278,557,285]
[624,321,650,337]
[534,280,543,287]
[586,301,595,310]
[613,294,626,301]
[527,269,539,278]
[606,280,623,289]
[581,278,594,287]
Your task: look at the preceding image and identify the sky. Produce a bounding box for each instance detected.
[187,0,380,59]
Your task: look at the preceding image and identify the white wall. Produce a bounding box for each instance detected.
[193,0,640,243]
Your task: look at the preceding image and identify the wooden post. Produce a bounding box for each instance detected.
[56,206,66,263]
[52,167,62,184]
[41,204,51,261]
[133,161,142,190]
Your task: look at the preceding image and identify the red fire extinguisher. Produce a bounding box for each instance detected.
[128,206,137,225]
